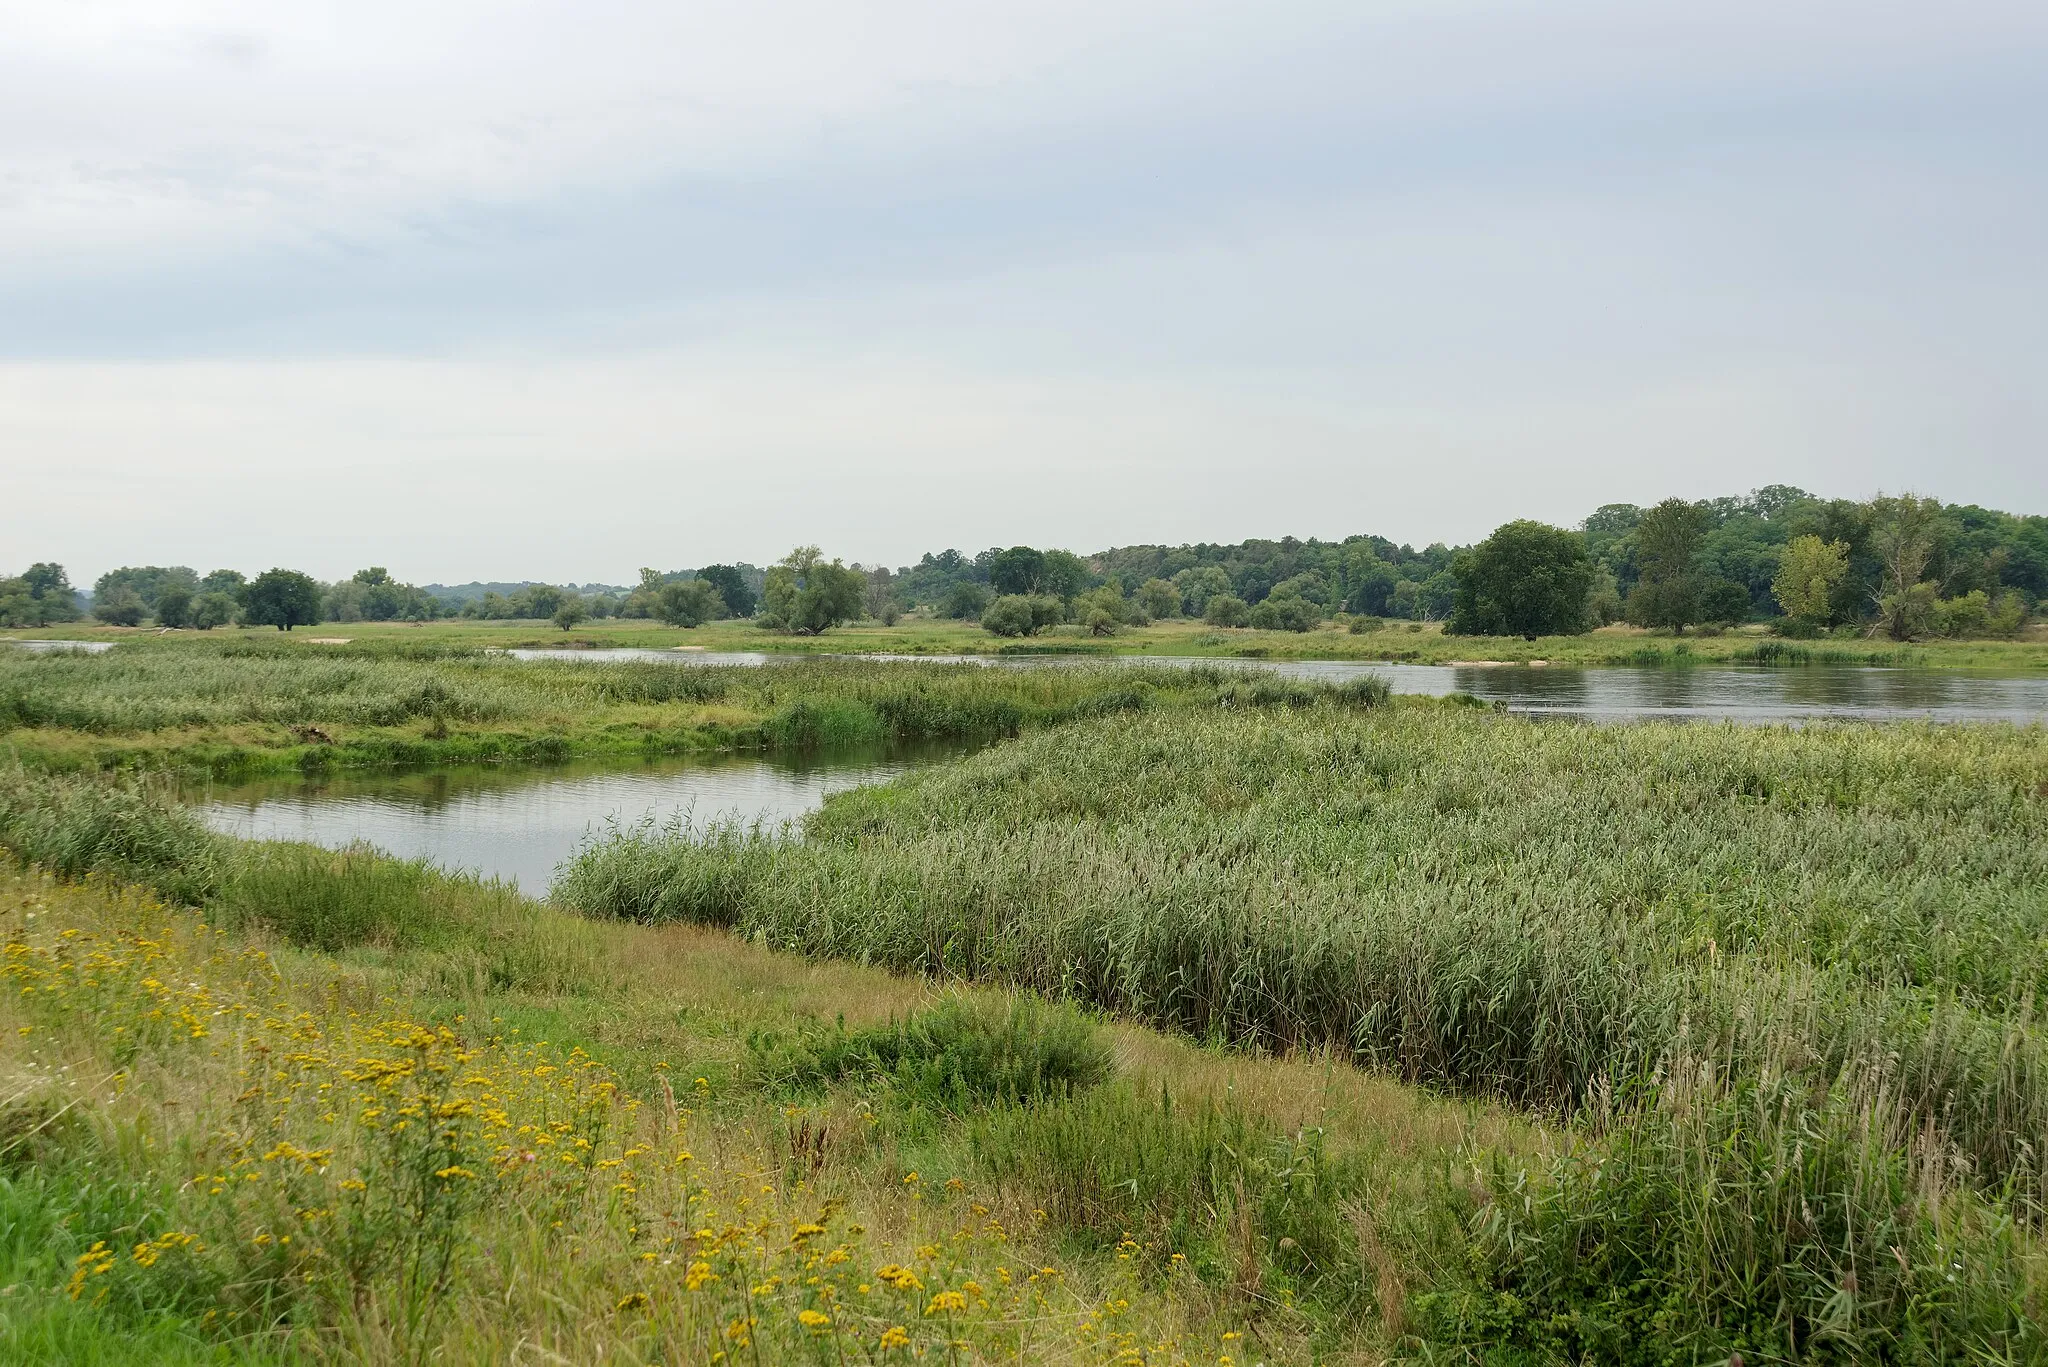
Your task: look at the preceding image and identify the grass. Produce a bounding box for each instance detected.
[0,768,1543,1363]
[560,704,2048,1359]
[5,671,2046,1359]
[12,613,2048,669]
[0,637,1385,777]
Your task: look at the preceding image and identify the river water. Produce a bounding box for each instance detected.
[504,649,2048,726]
[111,645,2044,891]
[197,743,968,895]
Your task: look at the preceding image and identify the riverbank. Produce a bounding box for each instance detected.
[0,771,1528,1363]
[0,644,1388,776]
[5,738,2042,1363]
[13,614,2048,669]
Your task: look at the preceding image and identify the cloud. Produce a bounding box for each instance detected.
[1,0,2043,578]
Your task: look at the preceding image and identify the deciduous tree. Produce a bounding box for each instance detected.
[1447,521,1593,639]
[242,569,324,631]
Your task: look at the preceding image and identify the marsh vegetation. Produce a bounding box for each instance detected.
[1,641,2044,1363]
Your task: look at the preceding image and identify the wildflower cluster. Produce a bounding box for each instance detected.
[4,877,620,1337]
[5,873,1247,1361]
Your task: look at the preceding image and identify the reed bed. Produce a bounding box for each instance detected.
[559,706,2048,1353]
[0,637,1385,773]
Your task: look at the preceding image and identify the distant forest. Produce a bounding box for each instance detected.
[5,485,2043,640]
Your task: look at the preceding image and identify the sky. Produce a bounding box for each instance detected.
[3,1,2046,586]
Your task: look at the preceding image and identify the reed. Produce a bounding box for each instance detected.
[0,638,1386,774]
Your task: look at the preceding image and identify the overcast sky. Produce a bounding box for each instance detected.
[4,1,2045,585]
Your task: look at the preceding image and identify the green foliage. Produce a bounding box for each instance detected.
[1773,533,1851,624]
[1247,592,1322,632]
[759,546,866,634]
[1171,566,1233,616]
[322,568,442,623]
[1625,497,1712,631]
[1418,1079,2046,1364]
[93,587,147,627]
[968,1083,1381,1312]
[550,598,588,631]
[0,766,223,905]
[1448,521,1593,638]
[0,564,82,628]
[1203,594,1249,627]
[93,566,197,611]
[695,563,757,617]
[748,996,1111,1112]
[1075,583,1133,634]
[187,593,239,630]
[941,581,993,620]
[153,586,193,629]
[987,546,1046,597]
[1137,578,1181,620]
[241,569,323,631]
[980,594,1060,637]
[561,708,2048,1197]
[653,578,720,628]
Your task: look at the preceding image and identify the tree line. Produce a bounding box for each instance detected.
[8,486,2041,639]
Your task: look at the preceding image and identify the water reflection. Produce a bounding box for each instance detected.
[196,742,974,895]
[506,648,2048,723]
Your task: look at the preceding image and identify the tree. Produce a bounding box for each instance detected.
[242,569,324,631]
[941,582,992,620]
[94,566,197,612]
[697,564,756,618]
[759,547,866,634]
[0,563,81,627]
[1171,566,1232,615]
[1699,579,1751,625]
[189,592,239,629]
[1039,550,1093,603]
[1869,493,1944,640]
[862,566,900,624]
[1342,553,1399,616]
[94,586,147,626]
[200,569,246,597]
[1772,535,1850,625]
[980,595,1042,637]
[987,547,1047,597]
[155,585,194,628]
[1074,583,1132,632]
[1416,570,1458,622]
[1137,578,1180,620]
[1248,592,1322,632]
[520,584,565,620]
[1203,594,1249,627]
[1626,498,1711,631]
[655,579,721,628]
[553,598,589,631]
[1447,521,1594,639]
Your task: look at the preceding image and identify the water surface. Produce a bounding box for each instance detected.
[506,649,2048,725]
[197,743,972,895]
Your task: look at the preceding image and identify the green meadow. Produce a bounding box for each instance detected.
[1,641,2044,1363]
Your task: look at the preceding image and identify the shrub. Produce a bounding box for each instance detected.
[980,595,1042,637]
[1248,594,1322,632]
[1203,595,1249,627]
[749,996,1111,1112]
[0,766,222,905]
[1417,1076,2048,1364]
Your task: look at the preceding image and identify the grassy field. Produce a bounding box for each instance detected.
[0,769,1534,1364]
[562,705,2048,1360]
[4,658,2046,1360]
[0,638,1385,777]
[11,614,2048,669]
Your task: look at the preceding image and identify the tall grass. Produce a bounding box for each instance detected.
[559,710,2048,1182]
[0,638,1387,772]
